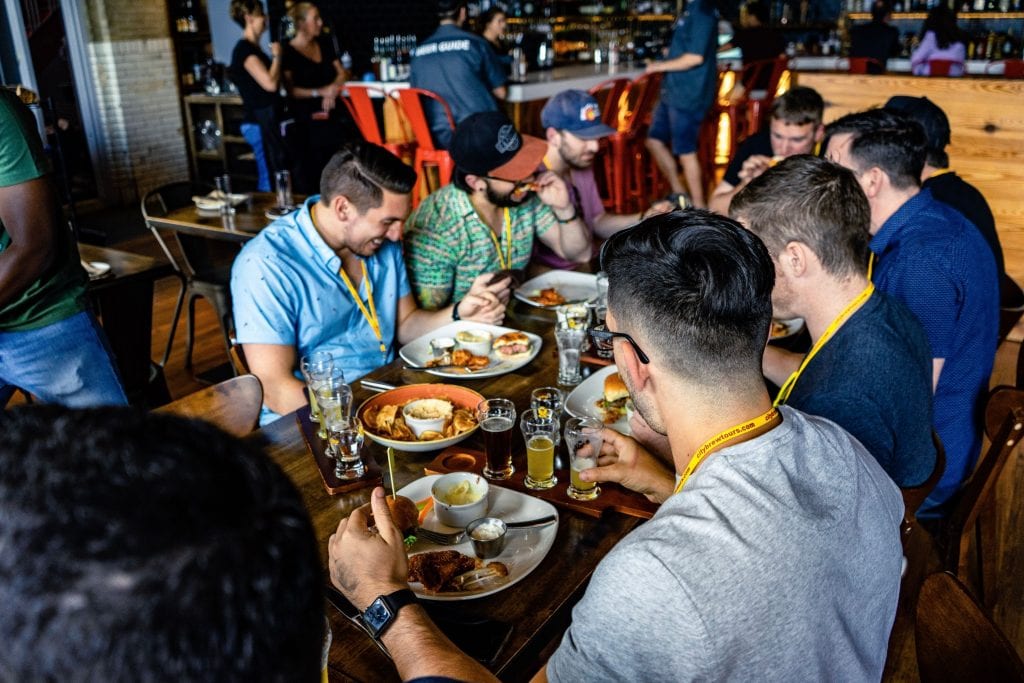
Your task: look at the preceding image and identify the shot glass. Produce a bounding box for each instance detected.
[300,351,334,425]
[520,408,557,490]
[565,415,603,501]
[477,398,516,480]
[555,322,586,387]
[530,386,564,445]
[214,174,234,216]
[594,271,609,307]
[556,303,590,330]
[314,371,351,440]
[275,169,294,210]
[327,416,365,480]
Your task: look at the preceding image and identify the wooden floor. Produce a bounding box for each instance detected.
[107,233,1024,678]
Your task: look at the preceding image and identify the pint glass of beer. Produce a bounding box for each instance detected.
[477,398,516,480]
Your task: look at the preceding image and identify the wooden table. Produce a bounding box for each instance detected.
[144,192,283,243]
[257,302,643,682]
[81,244,173,405]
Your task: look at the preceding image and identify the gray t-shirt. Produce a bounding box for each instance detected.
[547,406,904,682]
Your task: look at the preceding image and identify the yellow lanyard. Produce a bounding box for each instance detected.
[485,208,514,271]
[774,282,875,407]
[928,167,955,180]
[867,252,875,282]
[338,260,387,358]
[674,407,782,494]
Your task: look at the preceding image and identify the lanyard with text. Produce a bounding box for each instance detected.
[485,208,514,271]
[338,260,387,358]
[774,282,875,407]
[674,407,782,494]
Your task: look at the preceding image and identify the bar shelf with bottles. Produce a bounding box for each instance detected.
[167,0,213,94]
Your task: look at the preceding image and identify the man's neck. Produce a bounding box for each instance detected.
[543,147,568,176]
[869,186,919,235]
[799,273,872,342]
[468,191,503,232]
[922,162,948,181]
[311,203,353,260]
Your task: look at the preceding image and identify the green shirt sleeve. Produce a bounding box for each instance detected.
[405,195,459,310]
[0,90,51,188]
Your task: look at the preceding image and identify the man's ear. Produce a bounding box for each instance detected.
[859,166,885,199]
[780,241,813,278]
[545,127,560,146]
[621,334,652,394]
[331,194,354,222]
[813,123,825,143]
[465,174,487,193]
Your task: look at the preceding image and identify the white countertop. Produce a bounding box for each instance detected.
[788,56,1000,76]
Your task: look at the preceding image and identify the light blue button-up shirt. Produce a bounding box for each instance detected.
[231,196,411,424]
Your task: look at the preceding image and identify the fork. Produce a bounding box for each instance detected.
[414,515,557,545]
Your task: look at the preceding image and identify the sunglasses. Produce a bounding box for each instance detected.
[590,324,650,364]
[484,175,538,200]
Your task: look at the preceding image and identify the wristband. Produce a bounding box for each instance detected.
[312,88,319,98]
[555,208,578,224]
[452,300,461,321]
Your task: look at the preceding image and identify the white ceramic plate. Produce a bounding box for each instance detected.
[514,270,599,308]
[398,321,542,380]
[564,364,631,436]
[192,193,249,211]
[771,317,805,340]
[82,260,111,279]
[399,475,559,601]
[356,384,484,453]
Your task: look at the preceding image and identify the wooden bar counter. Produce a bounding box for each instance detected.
[795,71,1024,286]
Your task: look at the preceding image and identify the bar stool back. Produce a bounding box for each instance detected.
[341,84,415,163]
[394,88,456,207]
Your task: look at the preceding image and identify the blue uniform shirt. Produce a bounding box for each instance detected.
[662,0,718,114]
[871,188,998,509]
[410,24,508,148]
[231,196,410,425]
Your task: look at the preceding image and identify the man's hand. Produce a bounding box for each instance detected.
[468,272,513,305]
[579,428,675,503]
[328,487,409,611]
[457,291,506,325]
[533,171,572,214]
[736,154,774,184]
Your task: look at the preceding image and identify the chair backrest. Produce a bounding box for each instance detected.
[740,57,789,97]
[141,181,233,283]
[848,56,885,74]
[928,59,958,76]
[395,87,455,152]
[619,72,663,136]
[154,374,263,438]
[588,77,631,127]
[940,386,1024,579]
[341,84,390,146]
[900,431,946,546]
[915,572,1024,682]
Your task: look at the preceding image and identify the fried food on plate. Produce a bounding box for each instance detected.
[408,550,509,593]
[528,287,566,306]
[363,399,478,442]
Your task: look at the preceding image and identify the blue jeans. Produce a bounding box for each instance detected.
[241,122,271,192]
[0,310,128,407]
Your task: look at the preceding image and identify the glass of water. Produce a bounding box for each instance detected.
[275,169,294,209]
[565,415,603,501]
[314,373,351,441]
[327,416,365,480]
[555,321,586,386]
[214,174,234,216]
[300,351,334,425]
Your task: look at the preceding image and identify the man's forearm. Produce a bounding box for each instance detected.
[382,606,497,682]
[654,52,704,72]
[762,346,804,387]
[708,182,740,216]
[261,374,308,416]
[593,212,641,238]
[0,246,53,309]
[398,306,454,344]
[552,215,592,262]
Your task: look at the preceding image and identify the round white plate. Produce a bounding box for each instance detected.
[514,270,599,308]
[398,321,542,380]
[564,364,631,436]
[84,260,111,278]
[356,384,483,453]
[398,475,559,601]
[771,317,805,340]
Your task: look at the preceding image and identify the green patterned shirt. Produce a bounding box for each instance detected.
[405,184,557,309]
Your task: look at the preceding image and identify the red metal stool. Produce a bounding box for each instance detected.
[341,84,415,163]
[927,59,959,76]
[848,57,885,74]
[588,77,632,211]
[985,59,1024,78]
[600,72,663,214]
[394,88,456,208]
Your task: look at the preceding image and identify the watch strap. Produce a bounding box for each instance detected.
[362,588,417,640]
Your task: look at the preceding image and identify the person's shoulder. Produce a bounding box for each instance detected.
[735,131,771,156]
[838,293,931,367]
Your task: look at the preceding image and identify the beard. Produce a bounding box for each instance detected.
[559,141,596,170]
[619,366,666,435]
[485,183,531,208]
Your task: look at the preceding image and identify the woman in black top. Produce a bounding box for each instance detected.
[282,2,360,193]
[228,0,288,189]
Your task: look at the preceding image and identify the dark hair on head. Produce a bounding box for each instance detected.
[731,155,871,279]
[921,3,962,49]
[320,141,417,212]
[870,0,891,23]
[925,147,949,170]
[478,5,507,30]
[438,0,467,20]
[599,210,774,387]
[824,108,926,189]
[744,0,770,26]
[0,405,323,681]
[229,0,264,28]
[452,167,474,193]
[770,86,824,126]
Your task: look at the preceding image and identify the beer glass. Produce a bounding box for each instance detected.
[565,416,603,501]
[555,322,586,386]
[477,398,516,480]
[214,174,234,216]
[300,351,334,425]
[314,371,350,440]
[275,169,294,210]
[520,409,558,490]
[327,416,365,479]
[530,386,564,446]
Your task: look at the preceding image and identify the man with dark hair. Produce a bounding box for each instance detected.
[883,95,1006,298]
[0,405,324,680]
[328,212,904,680]
[405,111,591,309]
[825,108,998,512]
[731,154,936,487]
[232,142,506,424]
[0,87,127,408]
[410,0,508,149]
[849,1,901,74]
[708,85,825,214]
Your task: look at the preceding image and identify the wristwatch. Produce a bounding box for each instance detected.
[311,88,320,98]
[360,588,417,639]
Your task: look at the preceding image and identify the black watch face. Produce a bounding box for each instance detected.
[363,597,393,636]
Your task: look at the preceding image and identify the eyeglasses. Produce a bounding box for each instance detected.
[483,175,538,200]
[590,324,650,364]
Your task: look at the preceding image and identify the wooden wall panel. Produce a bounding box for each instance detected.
[797,72,1024,285]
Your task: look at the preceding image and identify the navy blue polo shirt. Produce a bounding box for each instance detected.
[871,188,999,510]
[410,24,508,148]
[662,0,718,114]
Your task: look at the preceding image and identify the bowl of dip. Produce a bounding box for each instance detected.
[431,472,489,527]
[402,398,454,439]
[454,329,493,357]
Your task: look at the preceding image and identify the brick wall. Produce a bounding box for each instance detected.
[84,0,188,205]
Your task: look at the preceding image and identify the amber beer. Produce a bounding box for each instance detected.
[481,416,515,479]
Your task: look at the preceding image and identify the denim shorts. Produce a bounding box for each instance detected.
[648,99,704,155]
[0,310,128,407]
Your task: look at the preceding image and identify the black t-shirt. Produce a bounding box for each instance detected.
[282,35,340,120]
[230,40,277,121]
[723,131,773,187]
[924,171,1005,285]
[849,22,901,72]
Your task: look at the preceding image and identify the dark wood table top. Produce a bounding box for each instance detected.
[79,243,174,289]
[257,301,642,682]
[144,192,286,243]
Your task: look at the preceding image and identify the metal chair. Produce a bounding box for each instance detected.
[900,432,946,549]
[340,84,415,163]
[600,72,663,214]
[848,56,886,74]
[393,88,456,207]
[154,374,263,438]
[915,572,1024,682]
[985,59,1024,78]
[927,59,960,76]
[588,77,632,211]
[141,181,237,375]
